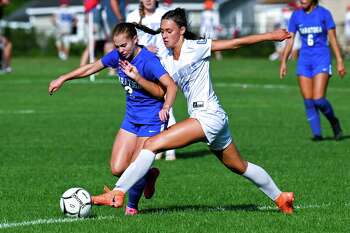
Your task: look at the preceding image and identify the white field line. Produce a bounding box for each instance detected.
[0,110,35,114]
[3,79,350,92]
[1,202,349,229]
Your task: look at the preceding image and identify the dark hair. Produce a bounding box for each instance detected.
[161,8,199,40]
[112,22,138,39]
[312,0,319,4]
[130,8,199,40]
[138,0,159,25]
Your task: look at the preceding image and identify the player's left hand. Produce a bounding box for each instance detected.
[119,60,140,81]
[337,61,346,78]
[159,105,170,122]
[270,29,291,42]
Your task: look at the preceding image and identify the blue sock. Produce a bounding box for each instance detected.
[304,99,322,136]
[314,98,336,123]
[127,176,146,210]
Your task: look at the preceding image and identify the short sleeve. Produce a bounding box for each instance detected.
[101,49,119,68]
[144,57,167,81]
[324,9,336,30]
[192,39,212,60]
[288,11,297,33]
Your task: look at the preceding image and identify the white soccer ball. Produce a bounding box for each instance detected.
[60,187,92,218]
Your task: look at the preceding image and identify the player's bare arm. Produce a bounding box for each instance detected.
[119,59,167,99]
[48,60,104,95]
[328,29,346,78]
[211,29,291,51]
[280,32,296,79]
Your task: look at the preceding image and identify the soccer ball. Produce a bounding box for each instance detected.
[60,187,92,218]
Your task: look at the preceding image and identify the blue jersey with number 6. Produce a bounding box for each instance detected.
[288,5,335,77]
[288,5,335,51]
[101,47,167,124]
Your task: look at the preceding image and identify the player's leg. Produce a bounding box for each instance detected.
[211,143,294,214]
[125,136,148,215]
[92,128,138,207]
[312,73,343,140]
[111,118,206,207]
[298,76,322,140]
[164,108,176,160]
[3,37,12,71]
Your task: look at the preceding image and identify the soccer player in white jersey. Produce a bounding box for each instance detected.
[127,0,176,160]
[92,8,295,214]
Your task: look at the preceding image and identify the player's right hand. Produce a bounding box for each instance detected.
[48,78,64,95]
[279,63,287,80]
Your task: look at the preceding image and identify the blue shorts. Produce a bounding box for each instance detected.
[121,119,167,137]
[297,49,332,78]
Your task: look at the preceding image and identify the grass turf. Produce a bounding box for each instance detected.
[0,57,349,232]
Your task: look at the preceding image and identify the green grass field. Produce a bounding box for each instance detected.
[0,57,349,232]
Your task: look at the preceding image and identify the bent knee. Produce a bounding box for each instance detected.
[110,165,127,177]
[143,137,159,152]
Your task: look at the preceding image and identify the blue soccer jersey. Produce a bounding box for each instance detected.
[288,5,335,50]
[289,5,335,77]
[101,47,167,124]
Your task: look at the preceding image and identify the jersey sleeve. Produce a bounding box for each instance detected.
[324,9,336,30]
[101,49,119,68]
[192,39,212,60]
[144,57,168,81]
[288,11,297,33]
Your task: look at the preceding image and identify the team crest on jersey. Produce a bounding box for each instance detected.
[197,39,207,44]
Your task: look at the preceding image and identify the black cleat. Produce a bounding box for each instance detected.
[311,135,324,142]
[331,118,343,141]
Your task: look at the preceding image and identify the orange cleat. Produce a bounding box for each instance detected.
[92,190,125,208]
[144,167,160,199]
[275,192,294,214]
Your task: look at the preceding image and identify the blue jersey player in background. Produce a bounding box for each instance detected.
[280,0,346,141]
[49,23,177,216]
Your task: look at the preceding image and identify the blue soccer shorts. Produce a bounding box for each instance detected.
[121,119,167,137]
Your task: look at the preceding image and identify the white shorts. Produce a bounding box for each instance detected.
[191,108,232,151]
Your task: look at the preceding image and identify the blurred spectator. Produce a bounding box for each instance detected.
[80,4,107,66]
[52,0,77,60]
[162,0,173,9]
[101,0,126,51]
[0,0,12,73]
[200,0,222,60]
[269,3,301,61]
[345,5,350,59]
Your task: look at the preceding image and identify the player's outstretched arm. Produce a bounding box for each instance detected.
[48,60,104,95]
[279,32,295,80]
[211,29,291,51]
[328,29,346,78]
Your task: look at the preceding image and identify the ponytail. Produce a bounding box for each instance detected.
[162,8,199,40]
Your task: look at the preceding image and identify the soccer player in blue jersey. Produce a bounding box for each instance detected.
[280,0,346,141]
[48,22,177,215]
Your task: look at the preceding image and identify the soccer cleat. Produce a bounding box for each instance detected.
[125,206,138,216]
[331,118,343,141]
[311,135,323,142]
[92,190,125,208]
[144,167,160,199]
[275,192,294,214]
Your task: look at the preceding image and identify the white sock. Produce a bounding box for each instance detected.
[114,149,155,193]
[242,162,282,201]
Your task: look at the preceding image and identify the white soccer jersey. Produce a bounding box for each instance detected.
[127,7,167,52]
[160,39,222,116]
